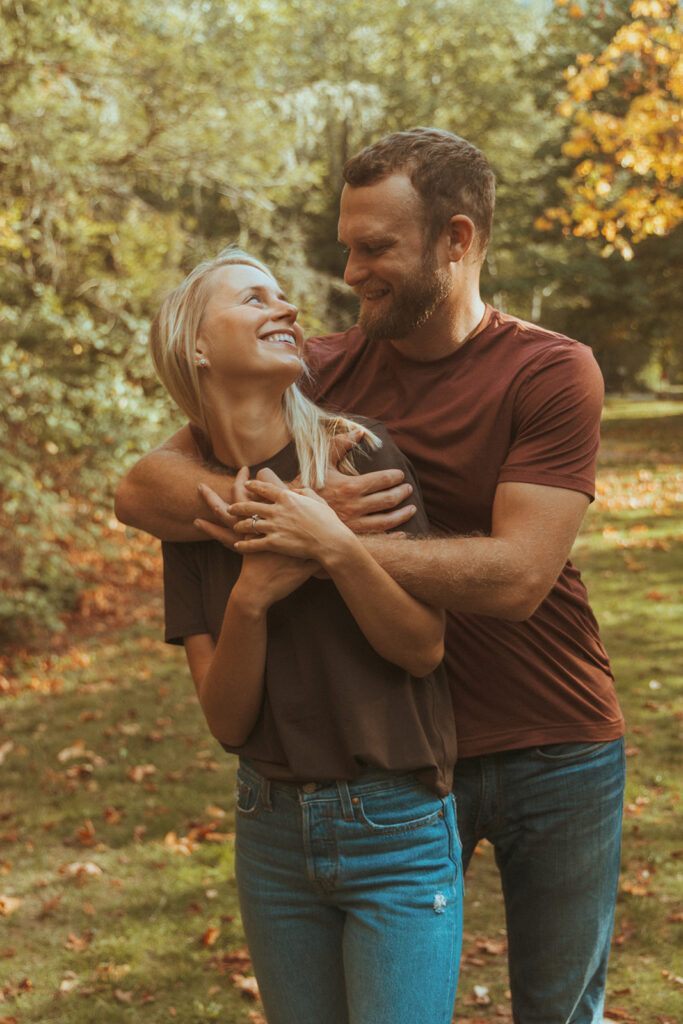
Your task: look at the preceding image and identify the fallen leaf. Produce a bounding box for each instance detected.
[57,740,90,763]
[77,820,96,846]
[96,963,131,981]
[603,1008,638,1023]
[0,743,14,766]
[64,861,103,879]
[231,972,260,1000]
[39,896,62,917]
[0,896,21,916]
[476,937,506,955]
[64,931,92,952]
[473,984,491,1006]
[113,988,133,1004]
[163,831,199,855]
[201,926,220,947]
[126,764,157,783]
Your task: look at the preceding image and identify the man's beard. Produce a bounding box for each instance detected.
[358,257,451,343]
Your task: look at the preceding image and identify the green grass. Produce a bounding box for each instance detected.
[1,398,681,1023]
[457,399,683,1023]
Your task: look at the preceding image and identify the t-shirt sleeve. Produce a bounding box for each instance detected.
[161,540,210,645]
[497,342,604,501]
[352,419,431,536]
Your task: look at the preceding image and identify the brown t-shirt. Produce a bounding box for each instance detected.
[303,306,625,758]
[161,420,457,796]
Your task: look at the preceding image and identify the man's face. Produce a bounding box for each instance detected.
[337,174,451,342]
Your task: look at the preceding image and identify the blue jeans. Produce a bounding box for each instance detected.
[234,761,463,1024]
[454,738,625,1024]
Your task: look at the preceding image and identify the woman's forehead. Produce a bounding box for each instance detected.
[208,262,279,295]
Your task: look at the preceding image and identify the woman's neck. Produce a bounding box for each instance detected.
[205,392,291,470]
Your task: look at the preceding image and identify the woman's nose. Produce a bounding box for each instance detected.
[273,296,298,321]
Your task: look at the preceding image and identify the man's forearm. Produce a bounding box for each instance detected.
[362,534,546,621]
[115,451,235,541]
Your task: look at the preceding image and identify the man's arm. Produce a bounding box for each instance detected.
[115,426,416,542]
[114,426,236,541]
[361,481,590,621]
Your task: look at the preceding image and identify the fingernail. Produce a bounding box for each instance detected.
[407,484,413,494]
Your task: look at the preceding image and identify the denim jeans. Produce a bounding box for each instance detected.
[234,760,463,1024]
[453,738,625,1024]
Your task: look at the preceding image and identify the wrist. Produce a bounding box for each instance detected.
[230,581,270,620]
[320,529,364,574]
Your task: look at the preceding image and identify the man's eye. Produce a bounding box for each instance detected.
[245,295,262,305]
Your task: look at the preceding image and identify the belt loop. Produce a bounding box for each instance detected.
[337,780,354,821]
[260,776,272,811]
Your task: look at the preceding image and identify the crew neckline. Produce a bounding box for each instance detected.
[381,303,493,367]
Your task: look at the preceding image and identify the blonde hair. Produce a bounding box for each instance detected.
[149,246,380,487]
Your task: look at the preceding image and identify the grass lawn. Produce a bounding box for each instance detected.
[1,398,681,1023]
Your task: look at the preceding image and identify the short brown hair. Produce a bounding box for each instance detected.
[343,127,495,256]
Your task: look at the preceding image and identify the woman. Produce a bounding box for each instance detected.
[151,246,462,1024]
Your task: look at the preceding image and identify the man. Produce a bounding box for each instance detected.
[116,128,625,1023]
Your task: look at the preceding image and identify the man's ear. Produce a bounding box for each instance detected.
[446,215,477,262]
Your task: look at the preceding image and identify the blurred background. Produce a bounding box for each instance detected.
[1,0,681,640]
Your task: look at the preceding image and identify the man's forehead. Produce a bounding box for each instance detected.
[338,174,422,237]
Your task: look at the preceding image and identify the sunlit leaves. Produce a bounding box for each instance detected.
[545,0,683,255]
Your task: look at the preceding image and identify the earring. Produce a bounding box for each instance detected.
[198,358,207,368]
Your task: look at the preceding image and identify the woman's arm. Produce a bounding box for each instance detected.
[225,473,444,678]
[182,470,318,745]
[184,552,319,745]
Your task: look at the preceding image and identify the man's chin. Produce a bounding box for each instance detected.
[359,308,400,343]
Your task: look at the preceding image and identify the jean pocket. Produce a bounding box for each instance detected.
[532,740,610,762]
[235,772,263,818]
[355,787,446,835]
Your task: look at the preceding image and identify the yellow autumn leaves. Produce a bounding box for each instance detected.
[540,0,683,257]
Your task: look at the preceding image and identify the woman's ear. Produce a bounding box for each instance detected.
[446,215,477,263]
[194,339,209,369]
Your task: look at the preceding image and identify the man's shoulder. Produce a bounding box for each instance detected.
[489,308,577,347]
[486,308,599,375]
[304,324,366,366]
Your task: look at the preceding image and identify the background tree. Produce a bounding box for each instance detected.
[1,0,678,641]
[527,0,682,388]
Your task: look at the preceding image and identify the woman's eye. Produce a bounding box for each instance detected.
[245,295,262,305]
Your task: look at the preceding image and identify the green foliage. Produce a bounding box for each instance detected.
[525,0,682,386]
[0,0,680,638]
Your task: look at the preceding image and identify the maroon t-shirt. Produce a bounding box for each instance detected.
[303,306,625,758]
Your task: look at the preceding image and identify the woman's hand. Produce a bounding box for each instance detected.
[229,468,355,567]
[196,468,318,610]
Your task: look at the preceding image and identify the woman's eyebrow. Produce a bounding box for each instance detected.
[236,284,287,301]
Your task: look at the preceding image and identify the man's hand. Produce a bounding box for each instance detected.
[194,481,240,548]
[317,431,416,533]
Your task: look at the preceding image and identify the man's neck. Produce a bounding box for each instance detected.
[388,294,487,363]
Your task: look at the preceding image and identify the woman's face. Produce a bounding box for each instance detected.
[197,263,304,386]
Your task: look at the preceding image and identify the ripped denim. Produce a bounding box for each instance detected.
[234,760,463,1024]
